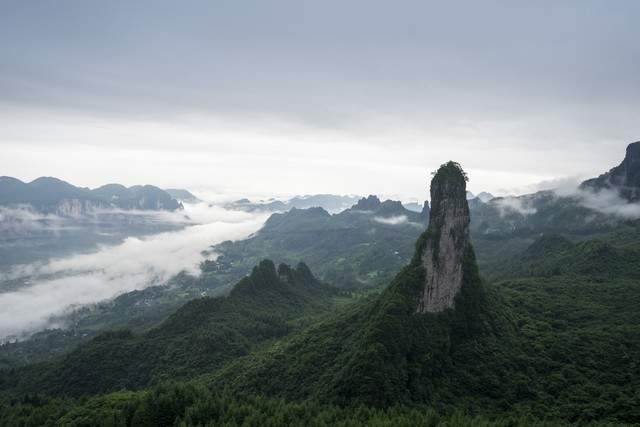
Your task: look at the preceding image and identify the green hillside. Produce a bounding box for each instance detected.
[0,261,336,397]
[3,160,640,425]
[214,198,427,289]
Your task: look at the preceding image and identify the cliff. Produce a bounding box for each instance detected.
[581,141,640,201]
[417,161,473,313]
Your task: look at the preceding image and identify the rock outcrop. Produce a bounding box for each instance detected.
[581,141,640,201]
[419,200,430,222]
[417,162,473,313]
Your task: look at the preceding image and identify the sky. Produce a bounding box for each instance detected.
[1,0,639,200]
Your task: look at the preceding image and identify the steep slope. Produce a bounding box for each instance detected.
[216,162,495,406]
[213,163,640,423]
[489,233,640,280]
[418,162,475,312]
[214,197,427,289]
[0,261,335,397]
[467,142,640,266]
[164,188,201,203]
[582,141,640,201]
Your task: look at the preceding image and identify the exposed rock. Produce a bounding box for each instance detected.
[54,198,110,216]
[581,141,640,201]
[419,200,430,222]
[417,162,472,313]
[352,195,381,211]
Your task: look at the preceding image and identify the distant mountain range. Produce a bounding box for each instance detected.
[226,194,362,213]
[230,191,495,216]
[215,194,429,290]
[0,176,183,215]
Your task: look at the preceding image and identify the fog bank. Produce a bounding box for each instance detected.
[0,203,267,340]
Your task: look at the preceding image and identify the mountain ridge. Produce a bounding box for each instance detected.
[0,176,182,214]
[581,141,640,201]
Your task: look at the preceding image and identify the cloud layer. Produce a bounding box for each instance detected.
[1,2,639,198]
[0,203,268,340]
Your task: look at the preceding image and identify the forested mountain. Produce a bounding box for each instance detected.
[214,195,428,289]
[3,161,639,426]
[213,162,492,407]
[0,261,336,397]
[210,164,640,423]
[0,176,182,214]
[582,141,640,201]
[3,148,640,425]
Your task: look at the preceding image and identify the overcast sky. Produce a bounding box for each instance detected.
[1,0,638,200]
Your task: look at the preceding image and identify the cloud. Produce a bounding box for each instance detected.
[493,196,538,217]
[0,203,268,340]
[0,205,72,234]
[373,215,409,225]
[497,176,584,197]
[563,187,640,219]
[1,2,640,199]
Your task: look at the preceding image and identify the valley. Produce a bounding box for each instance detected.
[2,144,640,425]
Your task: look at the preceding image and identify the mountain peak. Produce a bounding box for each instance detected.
[581,141,640,201]
[417,161,474,313]
[352,195,381,210]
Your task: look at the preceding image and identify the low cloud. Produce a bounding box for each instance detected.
[560,186,640,219]
[494,197,538,217]
[497,176,583,197]
[0,203,268,340]
[496,178,640,220]
[0,205,73,234]
[373,215,409,225]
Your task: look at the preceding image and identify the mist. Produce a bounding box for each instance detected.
[0,203,268,340]
[0,205,72,234]
[562,187,640,219]
[373,215,410,226]
[494,196,538,217]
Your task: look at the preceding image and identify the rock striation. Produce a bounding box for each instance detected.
[417,162,473,313]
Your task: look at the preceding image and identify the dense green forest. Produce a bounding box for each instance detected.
[214,199,427,290]
[3,157,640,426]
[1,383,598,427]
[0,261,337,396]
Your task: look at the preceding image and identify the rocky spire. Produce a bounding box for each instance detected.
[417,162,473,313]
[419,200,430,222]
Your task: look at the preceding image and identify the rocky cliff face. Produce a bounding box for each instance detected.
[581,141,640,201]
[419,200,430,222]
[417,162,472,313]
[53,198,111,216]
